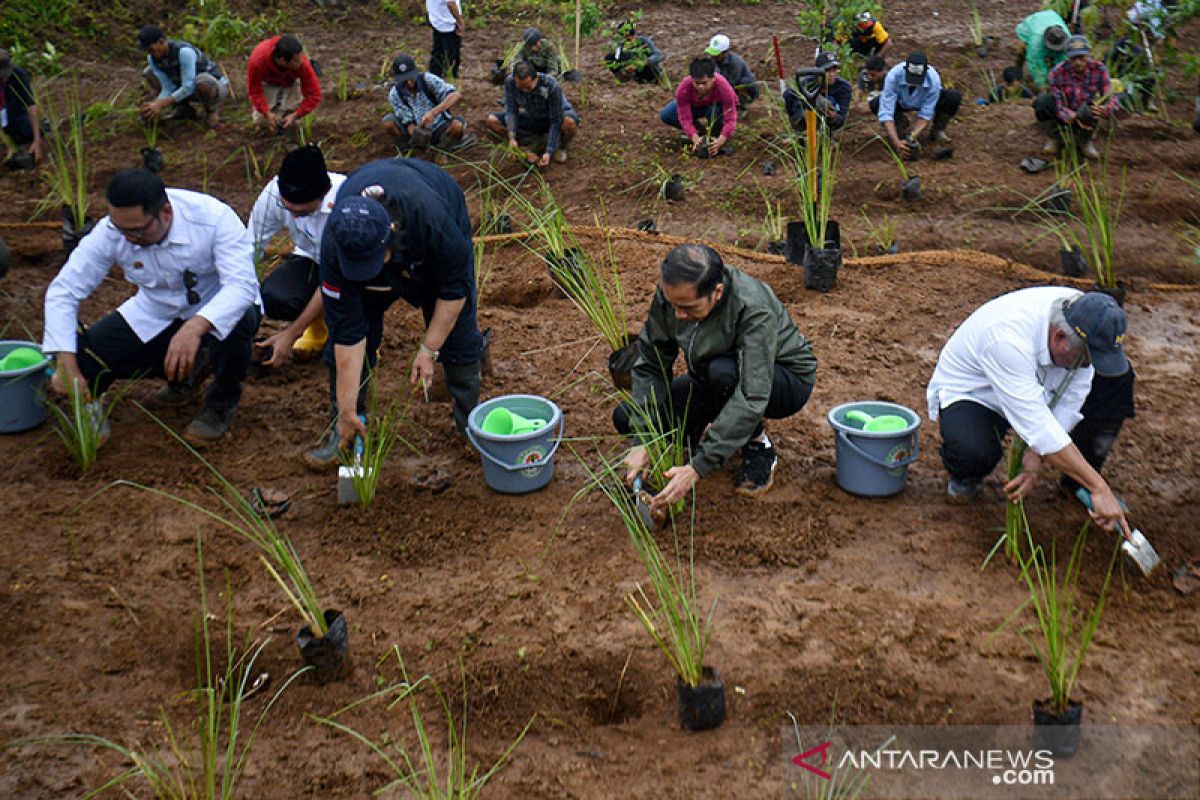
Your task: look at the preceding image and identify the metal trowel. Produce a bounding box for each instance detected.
[631,477,654,528]
[337,432,369,506]
[1075,488,1161,577]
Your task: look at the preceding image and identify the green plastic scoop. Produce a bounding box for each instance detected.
[0,347,46,373]
[481,406,547,436]
[844,409,908,432]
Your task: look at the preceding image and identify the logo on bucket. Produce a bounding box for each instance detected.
[517,445,547,477]
[886,442,913,476]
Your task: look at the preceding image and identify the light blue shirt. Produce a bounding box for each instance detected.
[148,46,199,103]
[876,62,943,123]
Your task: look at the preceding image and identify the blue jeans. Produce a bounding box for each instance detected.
[659,100,725,136]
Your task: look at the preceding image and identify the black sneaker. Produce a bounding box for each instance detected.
[735,441,777,497]
[946,476,982,500]
[184,406,235,444]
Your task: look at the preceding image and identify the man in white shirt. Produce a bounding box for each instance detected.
[247,145,345,368]
[926,287,1133,537]
[44,168,261,443]
[426,0,464,79]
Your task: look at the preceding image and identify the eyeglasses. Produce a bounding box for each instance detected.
[184,269,199,305]
[111,212,162,239]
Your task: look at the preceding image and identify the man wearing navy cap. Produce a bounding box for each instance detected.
[304,158,483,467]
[927,287,1134,538]
[872,51,961,158]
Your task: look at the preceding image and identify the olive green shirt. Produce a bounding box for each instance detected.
[517,40,562,78]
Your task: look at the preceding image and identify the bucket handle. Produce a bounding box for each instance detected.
[466,415,564,472]
[836,429,920,470]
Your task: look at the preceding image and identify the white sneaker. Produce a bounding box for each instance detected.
[552,148,568,164]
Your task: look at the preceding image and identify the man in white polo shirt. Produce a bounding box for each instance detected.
[44,168,261,443]
[248,144,345,368]
[426,0,464,79]
[927,287,1133,537]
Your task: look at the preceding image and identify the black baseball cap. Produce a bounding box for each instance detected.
[904,52,929,86]
[390,53,421,83]
[815,51,840,70]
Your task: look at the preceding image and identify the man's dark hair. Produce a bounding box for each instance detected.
[661,243,724,297]
[689,57,717,80]
[272,35,304,62]
[865,55,886,72]
[512,60,537,80]
[106,168,168,216]
[1001,65,1021,84]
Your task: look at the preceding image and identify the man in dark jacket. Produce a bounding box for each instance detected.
[304,158,483,466]
[615,244,818,503]
[485,61,579,166]
[137,24,229,126]
[0,49,44,168]
[604,21,665,84]
[785,51,852,133]
[705,34,759,110]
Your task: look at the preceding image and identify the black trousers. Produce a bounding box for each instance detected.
[612,355,814,446]
[322,287,482,432]
[261,254,319,321]
[75,306,262,411]
[1033,92,1095,146]
[430,29,461,78]
[938,368,1135,484]
[870,89,962,132]
[2,114,34,145]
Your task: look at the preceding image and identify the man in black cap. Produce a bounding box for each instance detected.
[136,24,229,127]
[0,48,44,169]
[382,53,473,159]
[927,287,1134,538]
[872,51,961,158]
[248,145,346,368]
[514,27,563,79]
[784,51,852,133]
[303,158,483,466]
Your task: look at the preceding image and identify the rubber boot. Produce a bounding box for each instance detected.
[443,361,482,435]
[293,317,328,356]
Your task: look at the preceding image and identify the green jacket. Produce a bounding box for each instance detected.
[517,41,562,78]
[1016,9,1068,89]
[632,266,818,478]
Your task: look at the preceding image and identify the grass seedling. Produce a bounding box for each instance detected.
[578,451,715,688]
[969,5,985,49]
[339,369,420,510]
[33,81,90,232]
[312,646,533,798]
[758,181,786,244]
[46,375,131,474]
[996,518,1118,715]
[1072,144,1126,289]
[336,64,350,102]
[297,113,315,146]
[143,114,160,149]
[90,403,330,635]
[5,535,307,798]
[859,208,896,254]
[786,709,896,800]
[877,134,909,182]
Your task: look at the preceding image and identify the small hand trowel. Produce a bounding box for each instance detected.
[631,477,654,528]
[1075,488,1161,577]
[337,421,371,506]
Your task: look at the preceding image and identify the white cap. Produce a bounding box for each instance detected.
[705,34,731,56]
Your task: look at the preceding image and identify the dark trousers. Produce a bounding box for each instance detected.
[430,29,461,79]
[1033,92,1095,146]
[2,115,34,145]
[870,89,962,133]
[261,254,319,321]
[323,288,482,432]
[612,355,814,445]
[659,100,725,136]
[938,369,1135,484]
[75,306,262,411]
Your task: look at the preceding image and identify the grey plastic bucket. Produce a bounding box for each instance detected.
[826,400,920,497]
[0,340,52,433]
[466,394,563,494]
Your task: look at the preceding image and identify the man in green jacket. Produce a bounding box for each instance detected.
[1015,9,1070,91]
[616,244,817,504]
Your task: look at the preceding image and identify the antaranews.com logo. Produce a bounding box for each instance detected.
[792,740,1055,787]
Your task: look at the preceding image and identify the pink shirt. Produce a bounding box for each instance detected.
[675,73,738,139]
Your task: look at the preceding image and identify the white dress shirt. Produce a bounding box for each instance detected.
[426,0,461,33]
[246,172,346,262]
[43,188,260,354]
[926,286,1094,456]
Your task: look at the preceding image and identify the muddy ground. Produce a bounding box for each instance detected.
[1,1,1198,798]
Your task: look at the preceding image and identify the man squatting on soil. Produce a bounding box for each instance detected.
[245,34,322,135]
[248,144,346,367]
[486,60,579,166]
[660,57,739,158]
[616,244,818,504]
[928,287,1135,539]
[383,53,474,158]
[0,48,45,168]
[137,25,229,127]
[303,158,484,468]
[43,169,262,444]
[872,51,961,158]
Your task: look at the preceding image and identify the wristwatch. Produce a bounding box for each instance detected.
[419,343,439,360]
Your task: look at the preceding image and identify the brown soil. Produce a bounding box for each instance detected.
[2,2,1198,798]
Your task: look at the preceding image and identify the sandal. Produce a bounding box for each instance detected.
[249,487,292,519]
[1019,157,1049,174]
[1171,561,1200,595]
[409,467,451,493]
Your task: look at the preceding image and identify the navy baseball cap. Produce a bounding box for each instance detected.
[329,196,392,281]
[904,52,929,86]
[1063,292,1129,377]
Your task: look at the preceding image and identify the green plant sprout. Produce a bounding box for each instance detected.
[774,113,841,252]
[340,368,420,510]
[90,403,330,636]
[47,374,132,474]
[1070,140,1126,289]
[859,208,896,253]
[786,709,896,800]
[4,535,307,798]
[33,81,90,232]
[969,5,984,49]
[312,646,533,798]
